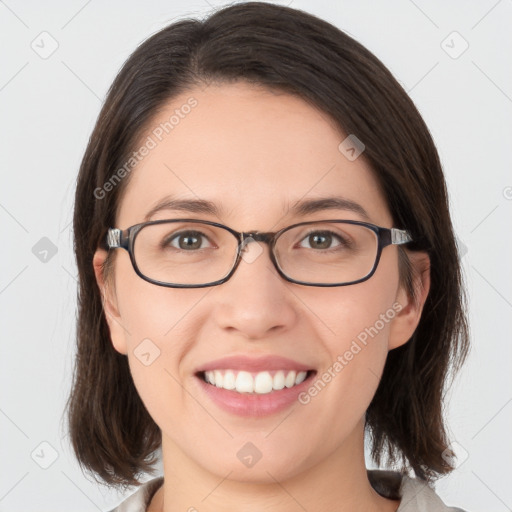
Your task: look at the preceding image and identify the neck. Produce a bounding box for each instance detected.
[148,418,400,512]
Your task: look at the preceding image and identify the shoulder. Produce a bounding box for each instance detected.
[368,469,468,512]
[107,476,164,512]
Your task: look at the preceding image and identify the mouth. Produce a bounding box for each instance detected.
[194,368,317,417]
[194,369,317,395]
[192,354,318,416]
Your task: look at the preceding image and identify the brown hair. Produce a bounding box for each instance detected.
[65,1,469,490]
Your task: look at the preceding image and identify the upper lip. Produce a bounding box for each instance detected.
[195,355,316,374]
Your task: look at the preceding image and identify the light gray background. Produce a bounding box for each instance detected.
[1,1,511,510]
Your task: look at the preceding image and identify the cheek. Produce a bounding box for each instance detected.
[302,249,400,350]
[113,262,207,417]
[297,253,401,421]
[114,251,207,342]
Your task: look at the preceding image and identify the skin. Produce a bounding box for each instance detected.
[94,81,430,512]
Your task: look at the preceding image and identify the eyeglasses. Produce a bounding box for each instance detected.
[105,219,412,288]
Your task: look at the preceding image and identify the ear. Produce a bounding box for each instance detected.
[93,249,128,355]
[388,251,430,350]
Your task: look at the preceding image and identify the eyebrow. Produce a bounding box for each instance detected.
[143,195,370,222]
[289,196,370,221]
[144,197,223,222]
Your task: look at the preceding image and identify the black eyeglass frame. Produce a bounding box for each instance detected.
[105,219,412,288]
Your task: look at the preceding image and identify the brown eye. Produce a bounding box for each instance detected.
[298,231,347,250]
[164,231,211,251]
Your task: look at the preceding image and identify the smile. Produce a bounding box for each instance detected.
[195,369,317,417]
[199,369,314,394]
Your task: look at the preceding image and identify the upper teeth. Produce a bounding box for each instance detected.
[204,370,308,394]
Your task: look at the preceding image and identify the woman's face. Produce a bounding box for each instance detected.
[95,81,425,483]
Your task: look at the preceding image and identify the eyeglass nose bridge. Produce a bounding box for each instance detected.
[239,231,276,252]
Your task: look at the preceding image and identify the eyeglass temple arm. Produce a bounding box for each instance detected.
[390,228,412,245]
[106,228,126,249]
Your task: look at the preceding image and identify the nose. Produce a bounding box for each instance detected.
[212,240,298,339]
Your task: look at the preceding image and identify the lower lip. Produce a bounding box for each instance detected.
[195,371,316,417]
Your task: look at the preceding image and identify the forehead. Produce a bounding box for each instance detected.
[117,82,391,229]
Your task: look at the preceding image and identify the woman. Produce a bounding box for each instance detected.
[66,2,469,511]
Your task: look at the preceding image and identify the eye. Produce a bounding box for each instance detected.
[298,230,348,250]
[164,230,213,251]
